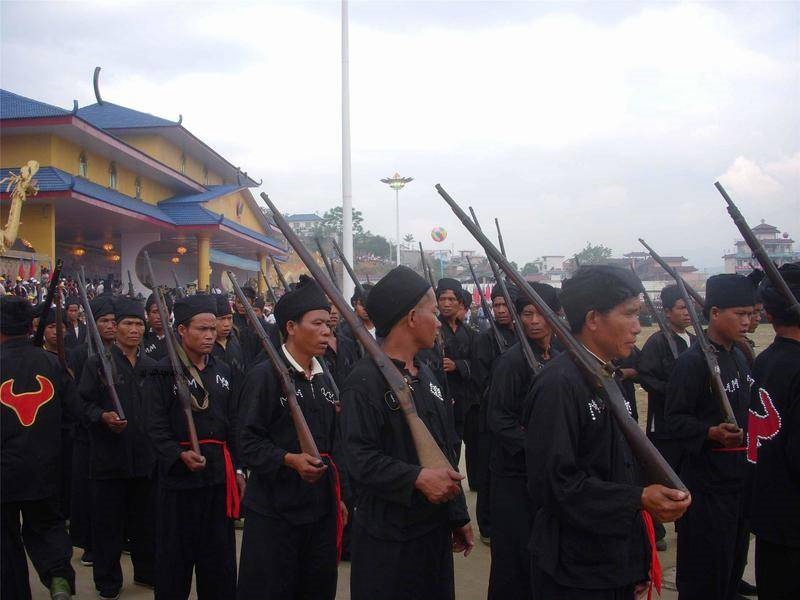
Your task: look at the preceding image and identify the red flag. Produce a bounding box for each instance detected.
[472,288,481,304]
[28,260,36,279]
[17,260,25,279]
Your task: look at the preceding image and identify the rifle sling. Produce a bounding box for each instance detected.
[175,343,210,411]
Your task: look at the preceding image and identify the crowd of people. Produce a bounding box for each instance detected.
[1,260,798,600]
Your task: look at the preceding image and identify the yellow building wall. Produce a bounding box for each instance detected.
[204,191,265,234]
[0,134,53,167]
[119,134,225,186]
[0,201,56,263]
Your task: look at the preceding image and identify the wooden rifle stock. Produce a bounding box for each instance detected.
[270,255,290,291]
[715,181,800,320]
[674,277,739,427]
[315,237,340,291]
[33,259,62,347]
[76,271,126,420]
[436,184,687,491]
[144,252,200,455]
[629,264,679,360]
[227,271,321,459]
[466,255,508,354]
[261,192,453,470]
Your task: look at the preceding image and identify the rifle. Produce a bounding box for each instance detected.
[144,252,201,455]
[171,270,186,298]
[76,271,126,420]
[262,192,454,470]
[436,184,686,491]
[315,237,340,290]
[495,218,507,258]
[270,255,290,291]
[470,207,540,373]
[674,276,739,427]
[466,254,508,354]
[629,264,679,360]
[416,242,453,399]
[331,238,367,301]
[259,269,279,304]
[127,270,135,298]
[419,242,435,289]
[54,288,73,378]
[715,181,800,320]
[227,271,321,459]
[33,259,62,347]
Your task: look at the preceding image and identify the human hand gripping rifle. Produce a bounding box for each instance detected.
[466,254,508,354]
[144,252,201,455]
[262,192,454,470]
[674,276,739,427]
[32,258,63,347]
[629,264,679,360]
[470,207,541,373]
[436,184,687,491]
[715,181,800,320]
[77,270,126,421]
[227,270,321,460]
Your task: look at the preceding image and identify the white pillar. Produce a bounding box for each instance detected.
[341,0,354,299]
[120,232,160,297]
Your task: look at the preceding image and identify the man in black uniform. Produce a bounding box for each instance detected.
[142,293,170,362]
[79,297,157,599]
[746,263,800,600]
[487,282,561,600]
[1,296,76,600]
[323,301,358,389]
[63,296,86,349]
[341,265,474,600]
[149,295,243,600]
[237,275,346,600]
[211,294,245,380]
[526,266,691,599]
[665,273,754,600]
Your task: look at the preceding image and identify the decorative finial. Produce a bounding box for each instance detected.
[72,100,79,114]
[178,114,183,125]
[93,67,103,105]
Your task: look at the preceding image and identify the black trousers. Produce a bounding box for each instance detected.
[488,472,531,600]
[531,564,636,600]
[69,437,92,550]
[350,522,454,600]
[60,428,73,518]
[237,508,338,600]
[755,537,800,600]
[463,404,482,490]
[1,496,75,600]
[91,477,155,595]
[650,437,686,542]
[676,487,749,600]
[155,484,236,600]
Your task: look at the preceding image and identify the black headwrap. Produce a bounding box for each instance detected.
[705,274,755,314]
[64,296,80,309]
[514,282,561,314]
[436,278,463,298]
[89,295,115,320]
[747,268,765,303]
[660,284,681,310]
[0,296,33,335]
[351,283,374,306]
[242,286,257,301]
[560,265,644,333]
[145,292,173,313]
[759,262,800,326]
[490,281,519,302]
[367,266,431,338]
[115,298,146,322]
[214,294,232,317]
[173,295,217,326]
[459,289,473,309]
[274,275,330,335]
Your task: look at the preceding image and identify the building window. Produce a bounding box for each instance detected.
[134,177,142,199]
[202,165,209,185]
[78,152,87,177]
[108,162,117,189]
[180,153,186,174]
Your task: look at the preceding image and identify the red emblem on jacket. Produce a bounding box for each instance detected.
[747,387,781,464]
[0,375,55,427]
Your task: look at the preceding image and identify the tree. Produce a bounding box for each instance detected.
[312,206,364,240]
[522,262,540,275]
[403,233,415,244]
[573,242,613,265]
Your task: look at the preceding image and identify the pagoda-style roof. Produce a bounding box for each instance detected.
[286,213,323,222]
[77,101,178,129]
[752,221,779,233]
[0,89,71,119]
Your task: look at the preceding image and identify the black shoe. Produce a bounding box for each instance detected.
[738,579,757,596]
[80,550,94,566]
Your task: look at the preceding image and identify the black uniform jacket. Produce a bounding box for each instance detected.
[149,354,240,490]
[64,321,87,349]
[323,332,359,389]
[438,316,476,418]
[233,313,281,367]
[340,356,470,542]
[748,336,800,547]
[525,352,649,589]
[665,341,751,493]
[637,330,694,438]
[211,335,246,380]
[142,329,168,363]
[471,325,516,397]
[79,345,157,479]
[238,347,343,525]
[488,339,558,477]
[1,337,79,502]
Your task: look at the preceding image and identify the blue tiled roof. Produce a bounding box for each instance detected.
[286,213,322,222]
[159,184,244,205]
[158,202,221,225]
[1,89,71,120]
[219,216,285,250]
[77,102,178,129]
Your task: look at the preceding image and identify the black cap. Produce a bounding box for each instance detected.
[114,298,146,322]
[514,282,561,314]
[436,277,463,298]
[368,266,431,338]
[146,292,173,313]
[560,265,643,333]
[64,296,80,309]
[759,262,800,325]
[173,295,217,326]
[1,296,33,335]
[89,295,115,320]
[214,294,232,317]
[705,274,755,313]
[274,275,330,335]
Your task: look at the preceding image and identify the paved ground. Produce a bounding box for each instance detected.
[31,325,772,599]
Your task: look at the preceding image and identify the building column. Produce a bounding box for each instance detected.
[120,231,161,297]
[257,251,268,297]
[197,233,210,291]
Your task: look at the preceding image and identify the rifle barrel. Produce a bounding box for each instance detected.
[466,255,507,353]
[33,259,63,346]
[629,265,679,360]
[315,237,340,291]
[270,255,290,292]
[332,238,367,300]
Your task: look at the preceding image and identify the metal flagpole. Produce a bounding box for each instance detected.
[341,0,354,299]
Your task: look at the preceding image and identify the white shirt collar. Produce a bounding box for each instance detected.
[281,344,323,379]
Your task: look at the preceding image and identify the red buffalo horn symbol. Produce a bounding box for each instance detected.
[0,375,55,427]
[747,387,781,464]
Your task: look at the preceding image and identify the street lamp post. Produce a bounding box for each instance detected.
[380,172,413,267]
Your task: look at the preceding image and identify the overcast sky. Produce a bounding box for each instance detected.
[2,1,798,269]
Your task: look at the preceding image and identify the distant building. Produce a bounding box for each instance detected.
[285,213,323,235]
[723,220,798,273]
